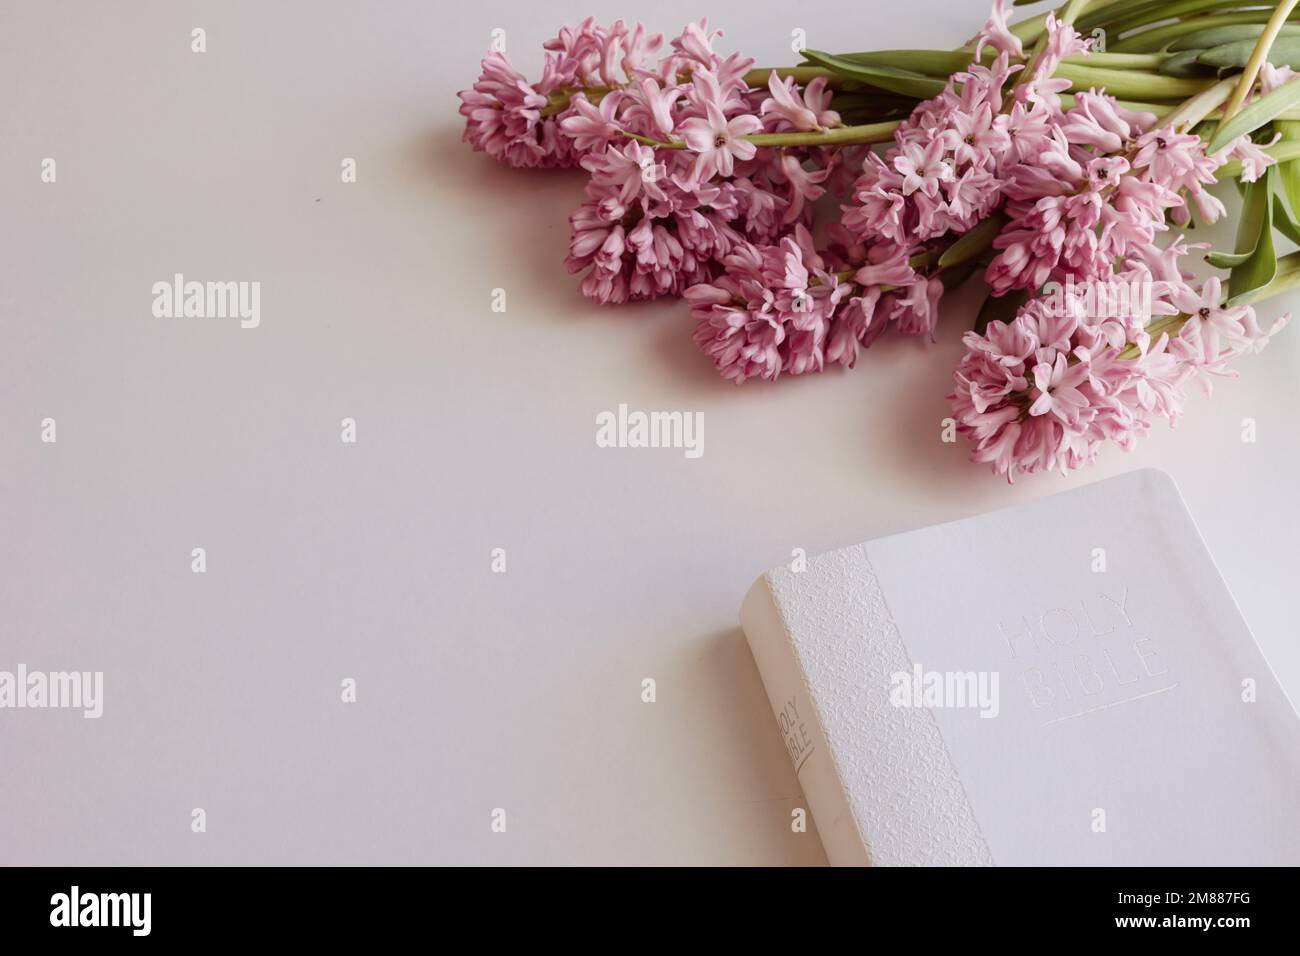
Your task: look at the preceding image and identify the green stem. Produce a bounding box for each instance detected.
[1115,316,1185,360]
[1059,0,1097,26]
[827,240,962,288]
[621,119,901,152]
[619,131,685,150]
[539,85,613,118]
[1004,0,1096,111]
[1159,76,1238,131]
[1079,52,1168,69]
[1052,62,1213,100]
[1012,0,1128,45]
[1221,0,1300,123]
[746,121,901,148]
[833,48,1168,74]
[748,67,836,86]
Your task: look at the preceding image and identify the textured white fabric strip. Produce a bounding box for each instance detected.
[766,544,994,866]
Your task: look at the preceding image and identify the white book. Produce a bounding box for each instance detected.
[741,469,1300,866]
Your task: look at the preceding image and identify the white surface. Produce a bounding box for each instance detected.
[2,0,1298,865]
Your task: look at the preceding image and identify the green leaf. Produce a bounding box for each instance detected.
[1108,0,1231,32]
[1272,192,1300,245]
[1227,166,1279,304]
[799,49,946,99]
[938,264,977,293]
[1112,13,1285,55]
[1208,77,1300,153]
[1157,50,1214,78]
[938,215,1005,270]
[1079,0,1166,34]
[1169,23,1300,52]
[1206,249,1254,268]
[1199,38,1300,70]
[1275,119,1300,220]
[1233,168,1271,256]
[973,289,1029,336]
[1235,248,1300,305]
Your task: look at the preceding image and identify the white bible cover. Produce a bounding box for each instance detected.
[741,469,1300,866]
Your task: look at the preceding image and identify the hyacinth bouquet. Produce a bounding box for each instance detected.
[459,0,1300,480]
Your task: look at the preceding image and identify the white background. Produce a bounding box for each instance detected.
[2,0,1297,865]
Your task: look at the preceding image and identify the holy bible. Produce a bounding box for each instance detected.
[741,469,1300,865]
